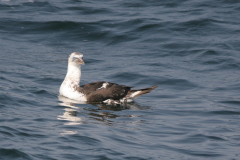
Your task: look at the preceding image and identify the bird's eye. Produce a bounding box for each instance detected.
[72,57,78,61]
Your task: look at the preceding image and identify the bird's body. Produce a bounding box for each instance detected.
[59,52,158,104]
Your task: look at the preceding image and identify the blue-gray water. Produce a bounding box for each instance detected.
[1,0,240,159]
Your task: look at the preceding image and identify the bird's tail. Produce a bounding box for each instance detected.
[124,85,159,101]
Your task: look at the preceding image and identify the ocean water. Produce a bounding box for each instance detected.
[0,0,240,159]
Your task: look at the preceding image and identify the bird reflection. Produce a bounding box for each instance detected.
[58,95,150,127]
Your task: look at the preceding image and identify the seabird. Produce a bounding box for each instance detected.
[59,52,158,104]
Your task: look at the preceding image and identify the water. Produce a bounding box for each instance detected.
[0,0,240,159]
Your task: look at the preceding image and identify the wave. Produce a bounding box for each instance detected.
[0,148,32,160]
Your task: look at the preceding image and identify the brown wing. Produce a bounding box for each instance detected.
[81,81,132,102]
[80,81,106,95]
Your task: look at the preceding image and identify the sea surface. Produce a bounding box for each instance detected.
[0,0,240,159]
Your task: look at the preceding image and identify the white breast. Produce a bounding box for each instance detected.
[59,83,87,101]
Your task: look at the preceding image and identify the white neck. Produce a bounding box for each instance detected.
[59,59,86,101]
[64,63,81,86]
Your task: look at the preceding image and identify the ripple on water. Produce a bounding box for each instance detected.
[219,100,240,106]
[0,0,240,159]
[0,148,32,160]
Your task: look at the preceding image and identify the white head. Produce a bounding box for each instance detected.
[68,52,85,67]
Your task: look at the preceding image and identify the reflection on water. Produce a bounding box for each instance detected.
[58,95,150,128]
[57,108,83,126]
[58,96,84,126]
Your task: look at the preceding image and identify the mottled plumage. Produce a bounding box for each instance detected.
[59,52,158,103]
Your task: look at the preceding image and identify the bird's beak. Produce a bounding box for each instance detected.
[78,57,85,65]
